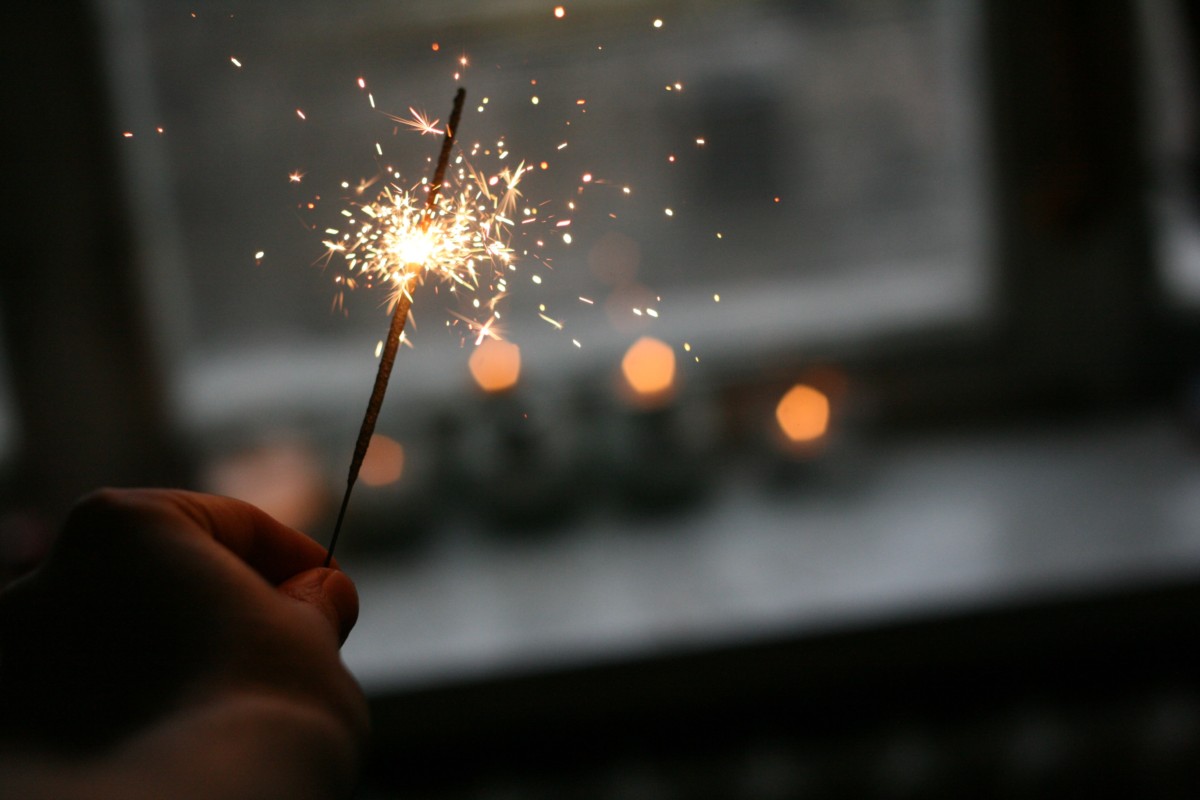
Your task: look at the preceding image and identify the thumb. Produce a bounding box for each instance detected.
[277,568,359,646]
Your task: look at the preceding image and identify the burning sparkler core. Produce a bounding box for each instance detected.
[323,139,525,317]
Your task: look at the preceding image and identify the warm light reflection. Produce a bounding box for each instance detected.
[621,336,676,397]
[469,338,522,392]
[204,439,326,530]
[360,434,406,487]
[776,384,830,443]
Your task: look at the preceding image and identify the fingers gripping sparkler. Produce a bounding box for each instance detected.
[324,87,467,567]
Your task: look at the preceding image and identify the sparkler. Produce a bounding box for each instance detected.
[323,87,467,566]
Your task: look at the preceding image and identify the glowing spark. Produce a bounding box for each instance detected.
[296,109,307,120]
[390,107,443,136]
[461,312,503,346]
[554,6,565,18]
[653,18,663,28]
[230,56,242,68]
[289,171,304,183]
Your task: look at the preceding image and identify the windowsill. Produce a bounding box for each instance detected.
[339,410,1200,693]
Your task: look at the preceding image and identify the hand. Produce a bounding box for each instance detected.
[0,489,368,800]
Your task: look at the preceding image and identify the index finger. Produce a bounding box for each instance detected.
[69,489,337,585]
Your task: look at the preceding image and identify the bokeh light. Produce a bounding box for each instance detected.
[621,336,676,399]
[775,384,830,443]
[203,438,327,530]
[360,434,406,487]
[469,339,522,393]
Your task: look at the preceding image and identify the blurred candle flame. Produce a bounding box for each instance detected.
[359,434,405,487]
[469,339,522,393]
[204,439,326,530]
[776,384,830,443]
[621,336,676,400]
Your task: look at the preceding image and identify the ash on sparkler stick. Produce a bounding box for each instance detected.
[324,86,466,567]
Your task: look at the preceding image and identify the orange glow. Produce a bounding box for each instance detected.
[554,5,565,18]
[776,384,830,443]
[469,339,522,393]
[360,434,405,487]
[621,336,675,397]
[204,439,326,530]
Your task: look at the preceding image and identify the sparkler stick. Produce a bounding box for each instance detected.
[324,86,466,567]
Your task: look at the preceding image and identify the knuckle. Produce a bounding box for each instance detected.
[58,488,167,550]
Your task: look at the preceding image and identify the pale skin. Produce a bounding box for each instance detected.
[0,489,369,800]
